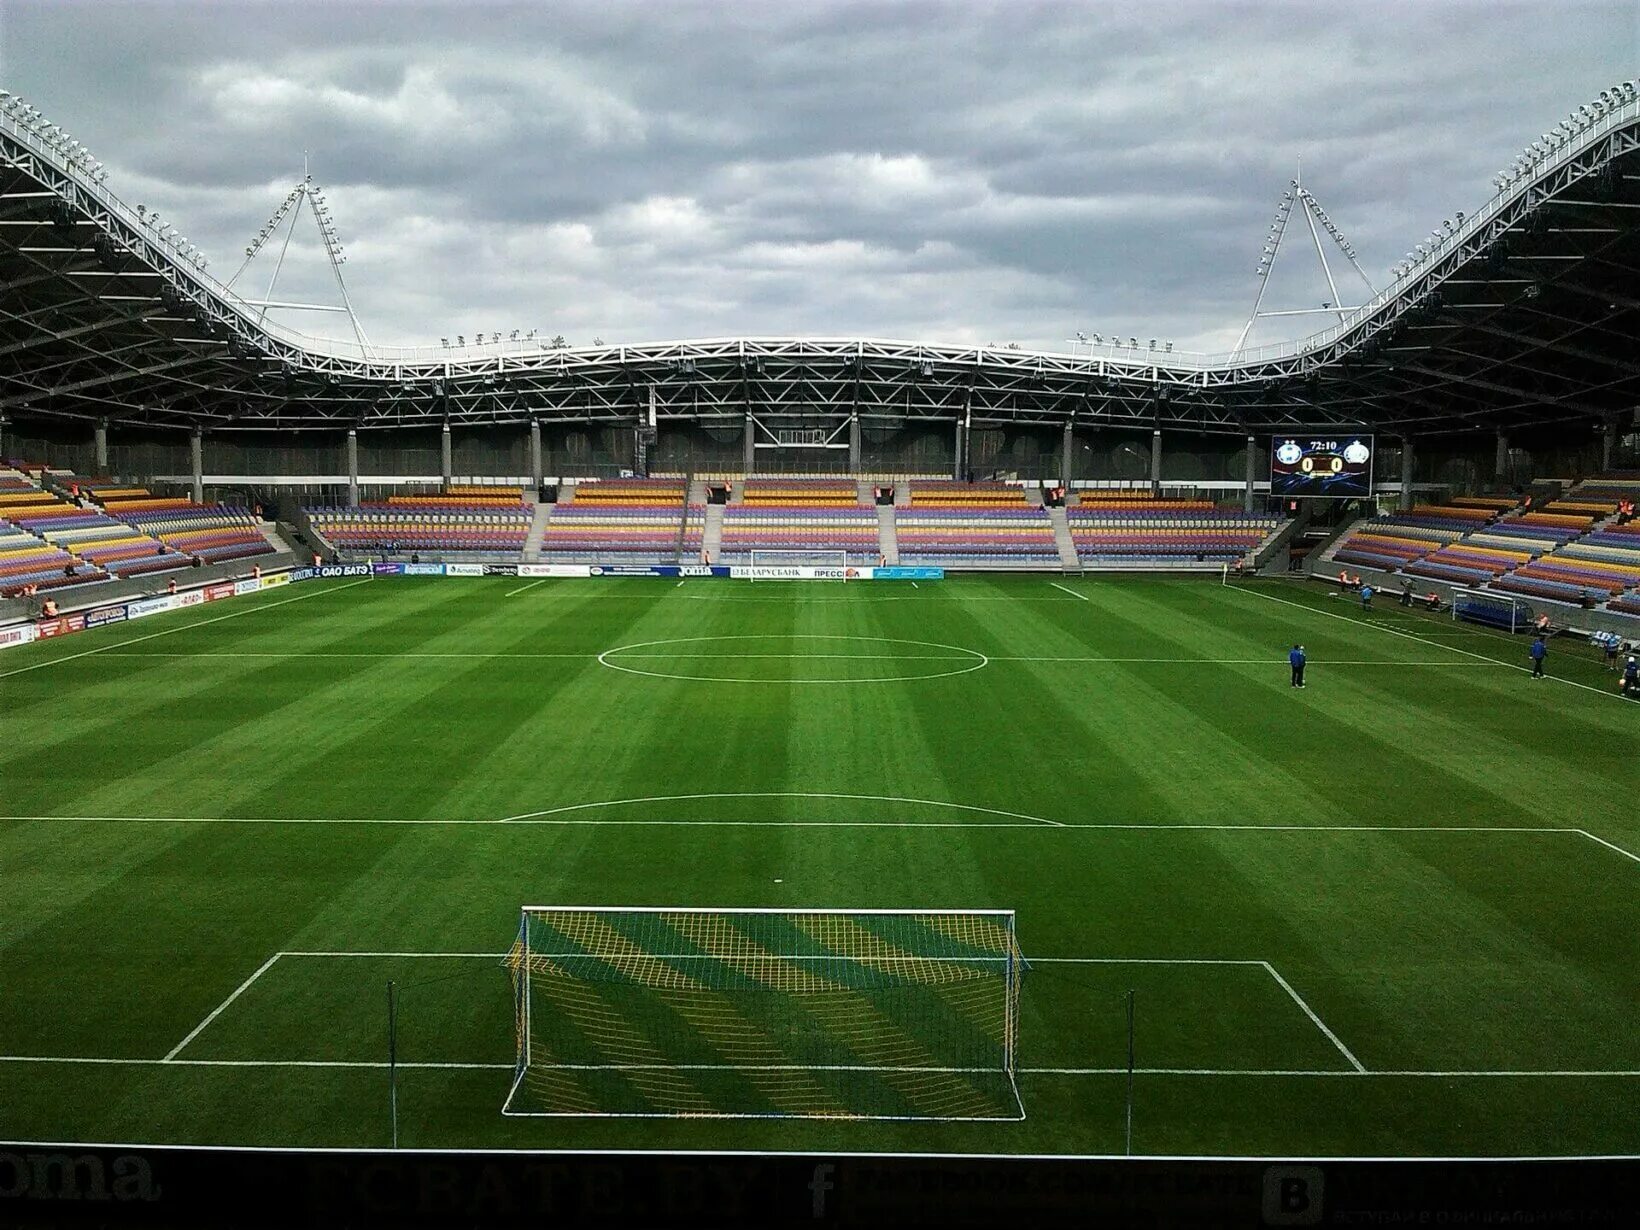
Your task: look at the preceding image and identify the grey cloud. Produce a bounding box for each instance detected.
[3,0,1634,352]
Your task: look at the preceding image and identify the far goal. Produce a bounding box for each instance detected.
[504,906,1025,1121]
[748,549,851,575]
[1452,587,1534,633]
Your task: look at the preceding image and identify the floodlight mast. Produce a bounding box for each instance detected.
[224,154,370,349]
[1232,164,1376,355]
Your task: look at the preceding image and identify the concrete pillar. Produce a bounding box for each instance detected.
[1149,428,1163,496]
[1400,436,1415,511]
[0,416,6,462]
[529,420,543,493]
[953,418,964,481]
[441,423,453,486]
[1603,417,1617,471]
[1244,434,1257,513]
[1494,431,1509,483]
[848,411,861,474]
[190,428,204,503]
[94,420,109,471]
[1061,422,1074,491]
[743,412,755,474]
[345,428,359,507]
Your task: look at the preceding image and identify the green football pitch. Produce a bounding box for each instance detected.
[2,573,1635,1157]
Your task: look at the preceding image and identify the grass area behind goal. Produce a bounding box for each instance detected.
[1,573,1635,1156]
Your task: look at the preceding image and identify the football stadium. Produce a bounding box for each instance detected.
[0,7,1637,1225]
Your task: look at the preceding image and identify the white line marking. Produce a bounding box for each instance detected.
[0,579,372,681]
[597,634,989,684]
[1261,962,1367,1073]
[1049,581,1088,602]
[1229,582,1625,702]
[501,792,1066,827]
[1574,829,1640,865]
[77,651,1511,667]
[163,953,283,1061]
[503,578,548,597]
[2,1054,1636,1078]
[1018,1068,1640,1078]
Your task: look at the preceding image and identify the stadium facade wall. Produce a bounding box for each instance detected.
[6,414,1634,491]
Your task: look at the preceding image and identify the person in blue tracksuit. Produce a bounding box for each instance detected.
[1529,634,1547,679]
[1359,583,1374,611]
[1289,644,1306,689]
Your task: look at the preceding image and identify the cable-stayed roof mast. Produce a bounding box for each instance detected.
[1233,164,1376,355]
[224,154,370,351]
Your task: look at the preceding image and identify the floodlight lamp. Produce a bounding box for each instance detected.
[441,338,449,347]
[457,335,465,345]
[1128,337,1137,348]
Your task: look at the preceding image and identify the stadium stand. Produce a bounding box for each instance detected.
[308,488,531,555]
[1068,493,1278,566]
[89,485,276,566]
[540,479,687,562]
[718,479,878,563]
[897,481,1058,567]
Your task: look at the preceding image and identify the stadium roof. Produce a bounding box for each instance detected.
[1,90,1637,439]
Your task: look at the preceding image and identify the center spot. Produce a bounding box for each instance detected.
[597,634,989,684]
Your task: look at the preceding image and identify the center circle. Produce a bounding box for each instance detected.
[597,634,989,684]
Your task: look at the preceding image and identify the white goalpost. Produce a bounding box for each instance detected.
[1451,587,1534,634]
[504,906,1026,1121]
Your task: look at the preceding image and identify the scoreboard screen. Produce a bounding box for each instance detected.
[1271,435,1374,497]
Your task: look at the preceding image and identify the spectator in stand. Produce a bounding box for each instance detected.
[62,563,74,578]
[41,598,58,618]
[1529,634,1548,680]
[167,579,178,595]
[1535,612,1551,637]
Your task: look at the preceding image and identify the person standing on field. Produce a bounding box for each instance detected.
[1529,634,1547,679]
[1289,644,1306,689]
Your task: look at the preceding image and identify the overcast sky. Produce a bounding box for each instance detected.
[2,0,1635,354]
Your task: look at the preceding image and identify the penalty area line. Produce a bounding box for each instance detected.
[1049,581,1089,602]
[163,953,283,1061]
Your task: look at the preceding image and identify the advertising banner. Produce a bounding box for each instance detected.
[517,564,591,579]
[260,572,291,589]
[234,578,262,596]
[293,564,370,583]
[85,604,129,628]
[178,590,205,608]
[589,564,686,578]
[483,563,520,577]
[727,566,850,581]
[872,566,944,581]
[35,614,88,638]
[127,594,183,620]
[404,562,446,576]
[443,563,485,577]
[204,583,237,601]
[373,563,406,576]
[0,623,36,650]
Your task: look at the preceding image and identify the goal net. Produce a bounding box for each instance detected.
[1452,587,1533,633]
[748,549,851,573]
[504,906,1025,1121]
